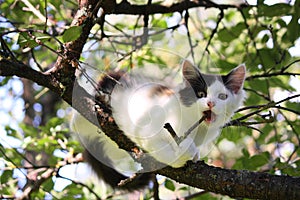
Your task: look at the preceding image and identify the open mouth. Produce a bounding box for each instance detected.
[203,110,216,123]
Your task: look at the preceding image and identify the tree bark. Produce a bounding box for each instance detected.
[1,0,299,199]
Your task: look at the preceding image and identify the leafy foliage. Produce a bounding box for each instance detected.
[0,0,300,199]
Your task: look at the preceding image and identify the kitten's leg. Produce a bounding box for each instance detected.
[192,151,200,162]
[169,137,198,167]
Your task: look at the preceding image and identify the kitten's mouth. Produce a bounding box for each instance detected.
[203,110,216,123]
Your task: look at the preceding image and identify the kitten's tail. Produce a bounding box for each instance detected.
[77,70,152,191]
[83,149,152,191]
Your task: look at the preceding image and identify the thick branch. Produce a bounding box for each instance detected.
[0,58,137,152]
[110,0,247,15]
[0,59,60,93]
[157,161,300,199]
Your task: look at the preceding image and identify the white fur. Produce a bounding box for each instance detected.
[73,63,246,171]
[111,67,245,167]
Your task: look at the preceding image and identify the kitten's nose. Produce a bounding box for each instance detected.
[207,101,215,109]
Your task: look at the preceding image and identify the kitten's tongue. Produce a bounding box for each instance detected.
[203,110,216,123]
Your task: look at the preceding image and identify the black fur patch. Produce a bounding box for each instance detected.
[179,73,218,106]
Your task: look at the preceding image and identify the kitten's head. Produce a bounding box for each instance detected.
[179,60,246,126]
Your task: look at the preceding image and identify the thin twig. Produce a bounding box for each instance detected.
[200,9,224,63]
[152,174,159,200]
[247,72,300,80]
[230,94,300,128]
[274,94,300,105]
[274,105,300,115]
[118,173,138,186]
[44,0,48,30]
[56,173,102,200]
[30,49,44,71]
[18,168,56,200]
[0,37,18,61]
[281,59,300,72]
[244,87,271,101]
[184,9,195,64]
[183,115,207,139]
[164,115,207,145]
[164,123,181,145]
[21,0,54,26]
[27,31,61,56]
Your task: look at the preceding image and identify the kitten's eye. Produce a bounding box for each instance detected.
[218,93,228,100]
[197,91,206,98]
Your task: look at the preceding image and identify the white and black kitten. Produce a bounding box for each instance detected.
[72,60,246,188]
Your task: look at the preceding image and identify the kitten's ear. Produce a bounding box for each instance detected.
[182,60,201,80]
[223,64,246,94]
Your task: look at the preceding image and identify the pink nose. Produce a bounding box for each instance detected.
[207,101,215,109]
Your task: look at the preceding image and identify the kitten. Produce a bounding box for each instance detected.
[110,60,246,168]
[72,60,246,188]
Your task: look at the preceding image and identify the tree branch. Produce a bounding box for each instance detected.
[1,0,299,199]
[157,161,300,199]
[110,0,247,15]
[18,168,56,200]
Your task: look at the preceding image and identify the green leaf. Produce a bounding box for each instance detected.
[164,179,176,191]
[258,48,278,67]
[20,123,39,137]
[62,26,83,43]
[152,18,168,29]
[216,60,238,72]
[233,152,270,170]
[233,159,244,170]
[245,152,270,170]
[269,77,294,91]
[0,77,11,86]
[43,178,54,192]
[18,32,38,48]
[248,79,268,95]
[64,183,84,197]
[191,193,218,200]
[221,126,247,143]
[178,186,188,191]
[1,170,13,183]
[217,28,236,43]
[5,126,17,137]
[285,102,300,112]
[46,117,64,129]
[217,22,246,43]
[258,3,292,17]
[18,32,52,48]
[286,15,300,44]
[281,165,300,176]
[261,34,269,44]
[258,124,273,143]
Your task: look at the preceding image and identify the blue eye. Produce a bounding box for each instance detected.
[218,93,228,100]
